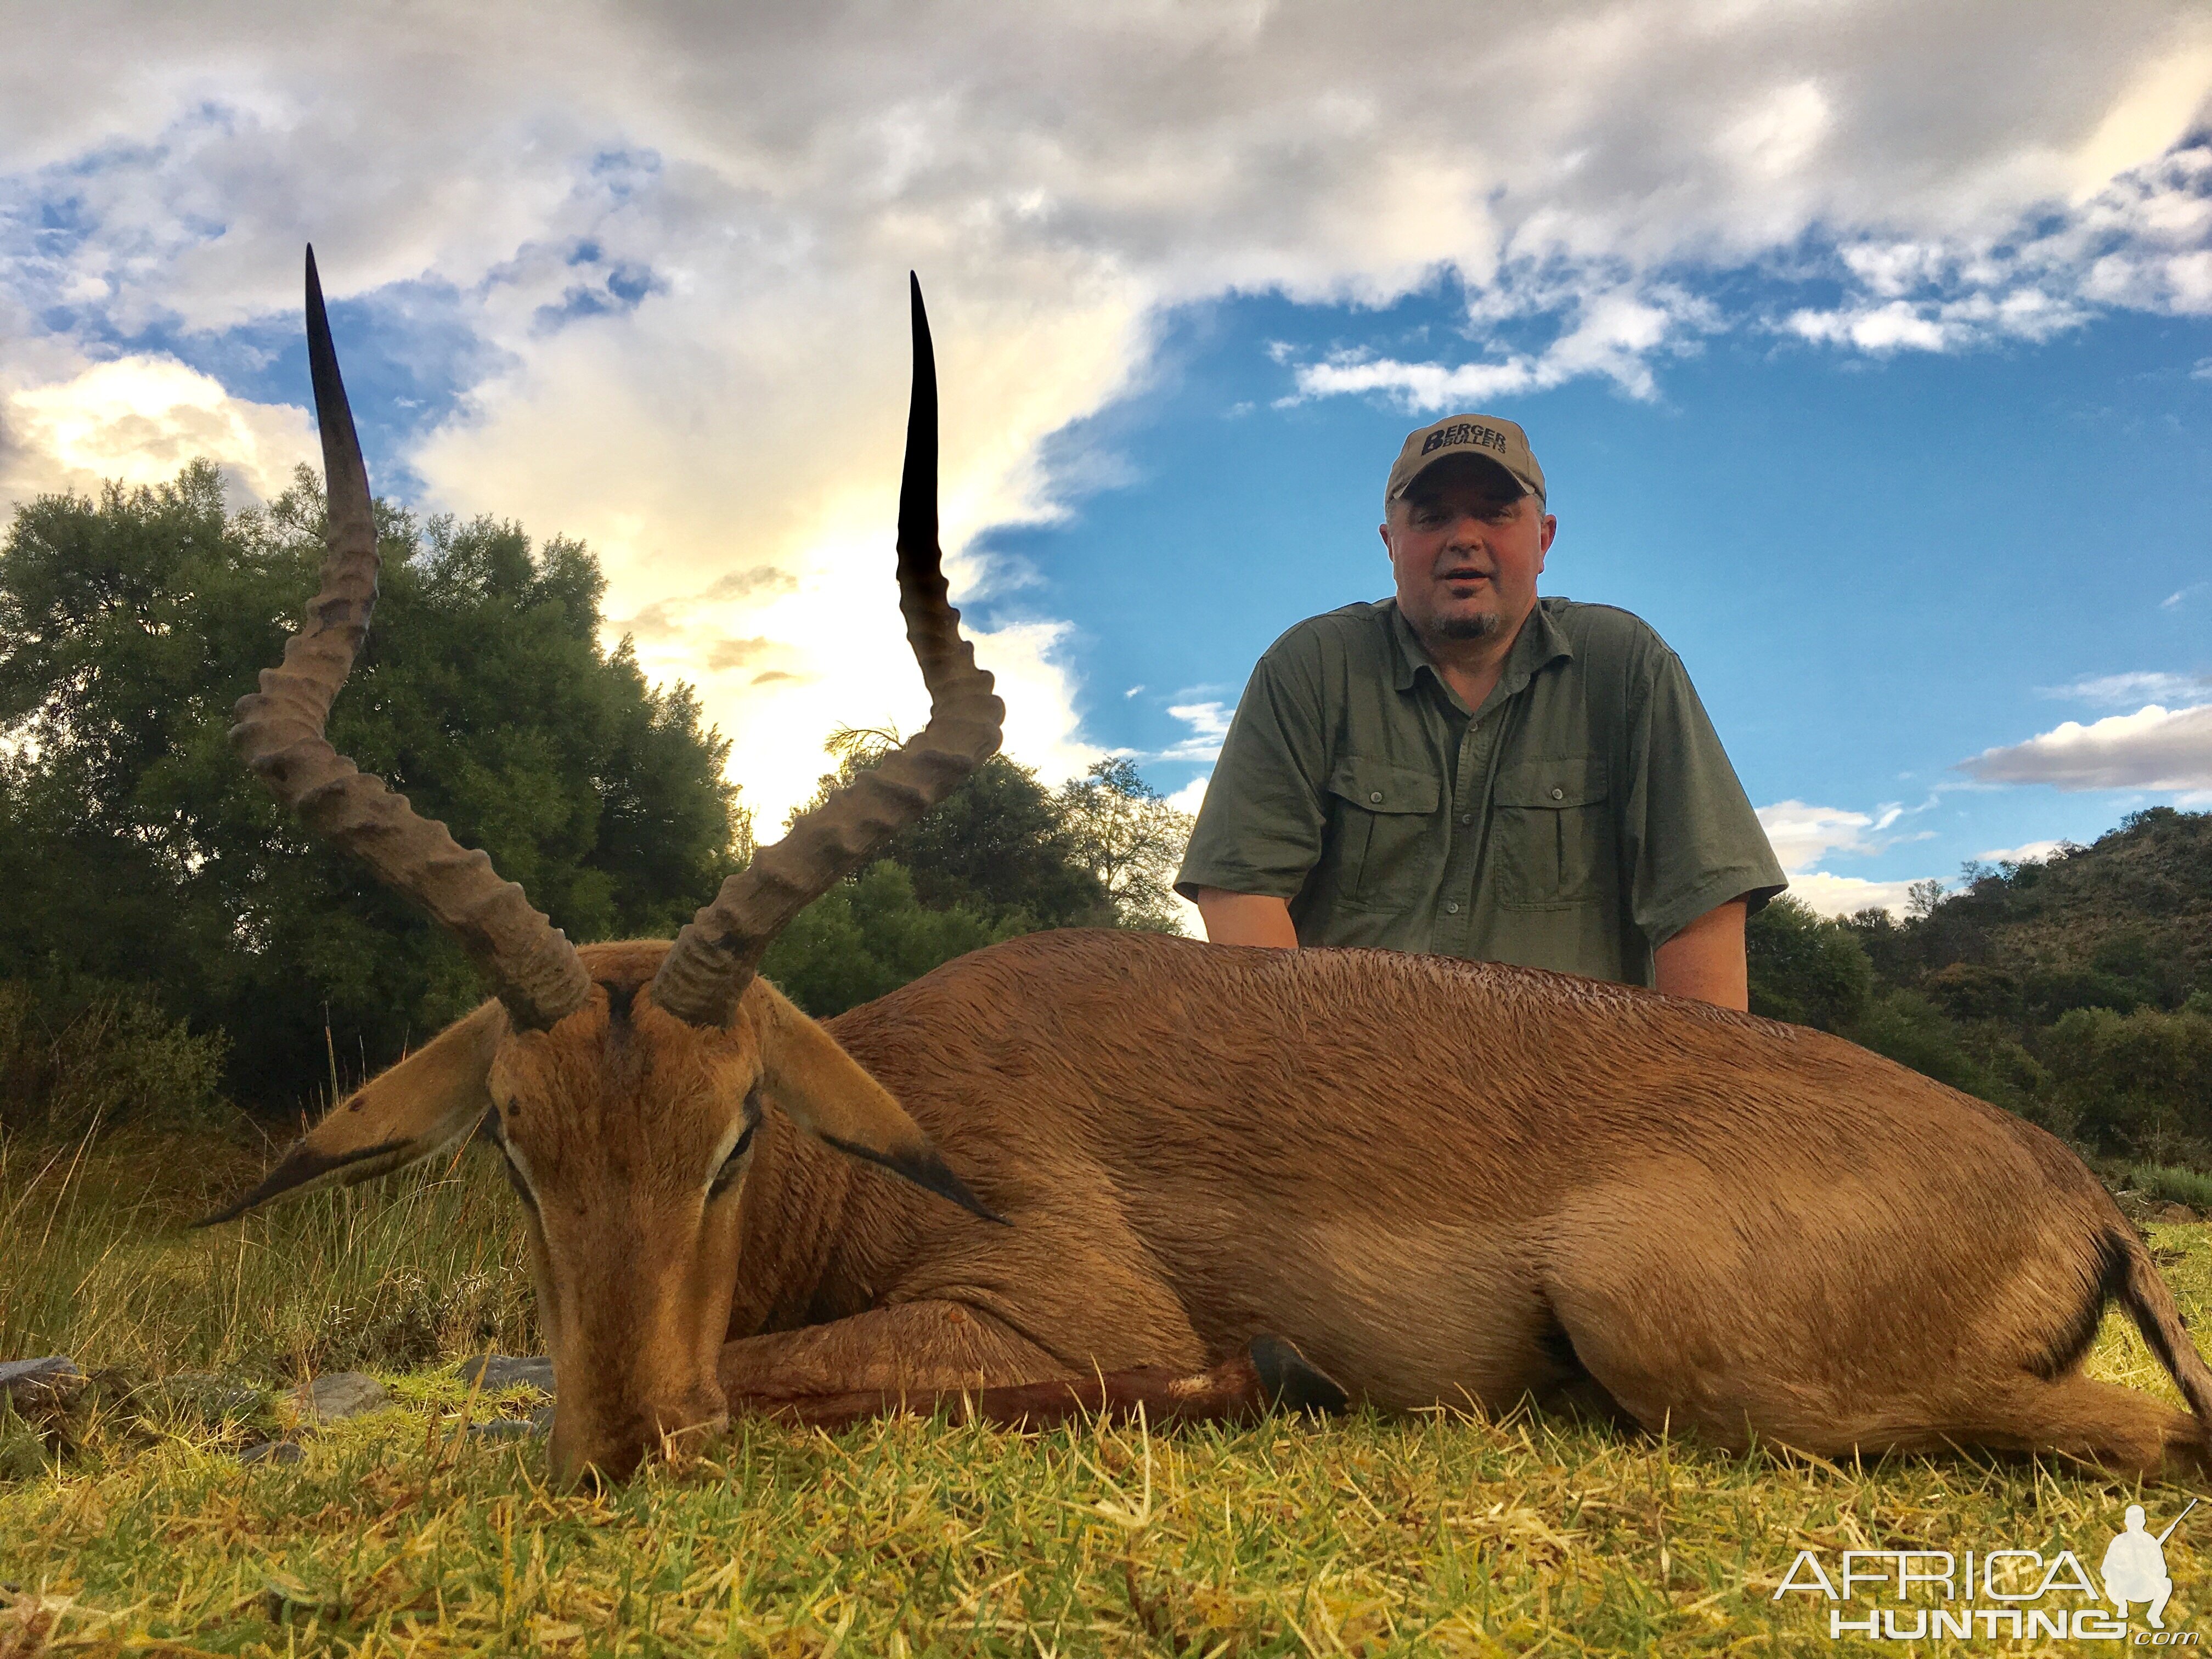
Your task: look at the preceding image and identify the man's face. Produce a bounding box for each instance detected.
[1380,465,1555,645]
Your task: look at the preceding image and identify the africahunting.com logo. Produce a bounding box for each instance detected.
[1771,1499,2197,1642]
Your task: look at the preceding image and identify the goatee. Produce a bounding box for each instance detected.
[1433,612,1502,641]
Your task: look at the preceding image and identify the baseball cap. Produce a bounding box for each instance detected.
[1384,413,1545,507]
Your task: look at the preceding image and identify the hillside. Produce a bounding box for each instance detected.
[1748,807,2212,1173]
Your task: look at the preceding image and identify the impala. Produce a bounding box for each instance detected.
[211,250,2212,1488]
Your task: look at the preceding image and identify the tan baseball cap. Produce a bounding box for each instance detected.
[1384,413,1545,507]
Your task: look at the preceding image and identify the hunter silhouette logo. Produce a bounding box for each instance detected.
[1770,1500,2199,1640]
[2104,1499,2194,1629]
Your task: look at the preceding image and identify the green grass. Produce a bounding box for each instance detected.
[4,1133,2211,1656]
[2129,1163,2212,1212]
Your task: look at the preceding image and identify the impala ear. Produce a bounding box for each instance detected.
[751,983,1005,1224]
[196,1001,504,1225]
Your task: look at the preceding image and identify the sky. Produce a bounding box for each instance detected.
[2,1,2209,921]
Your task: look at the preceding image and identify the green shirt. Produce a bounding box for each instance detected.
[1174,596,1787,986]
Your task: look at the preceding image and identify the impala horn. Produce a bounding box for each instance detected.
[229,247,591,1031]
[651,275,1005,1028]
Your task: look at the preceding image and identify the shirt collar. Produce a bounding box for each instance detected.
[1385,597,1573,702]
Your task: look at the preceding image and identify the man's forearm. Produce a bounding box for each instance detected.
[1191,888,1300,949]
[1652,899,1748,1009]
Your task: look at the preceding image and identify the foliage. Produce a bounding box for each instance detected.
[760,861,1018,1019]
[0,981,230,1137]
[3,1131,2209,1652]
[0,1124,533,1384]
[797,727,1115,931]
[1053,757,1197,932]
[0,461,741,1111]
[1747,810,2212,1167]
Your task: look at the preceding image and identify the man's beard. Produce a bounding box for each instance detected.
[1432,611,1502,641]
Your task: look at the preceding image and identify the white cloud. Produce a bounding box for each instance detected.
[1960,702,2212,792]
[2040,669,2212,704]
[1978,839,2067,866]
[1,355,315,507]
[1156,700,1233,764]
[1755,797,1938,918]
[2,1,2209,821]
[1784,872,1933,919]
[1164,776,1210,817]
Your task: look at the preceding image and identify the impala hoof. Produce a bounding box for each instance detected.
[1248,1335,1349,1416]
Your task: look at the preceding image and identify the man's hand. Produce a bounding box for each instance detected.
[1191,888,1299,949]
[1654,899,1749,1010]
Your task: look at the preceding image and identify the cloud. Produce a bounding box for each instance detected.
[1,354,315,507]
[1755,797,1939,917]
[1164,776,1210,817]
[3,1,2209,821]
[1978,839,2068,865]
[1157,700,1233,764]
[1784,872,1934,919]
[2040,669,2212,704]
[1960,702,2212,791]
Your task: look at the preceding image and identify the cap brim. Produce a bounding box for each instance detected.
[1390,450,1536,501]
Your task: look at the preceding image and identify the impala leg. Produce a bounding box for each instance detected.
[719,1299,1073,1404]
[719,1307,1346,1432]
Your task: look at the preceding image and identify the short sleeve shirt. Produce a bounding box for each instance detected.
[1173,596,1787,986]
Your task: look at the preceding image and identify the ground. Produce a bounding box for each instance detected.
[2,1130,2208,1656]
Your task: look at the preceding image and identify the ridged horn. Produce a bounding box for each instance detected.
[229,246,591,1032]
[651,274,1005,1028]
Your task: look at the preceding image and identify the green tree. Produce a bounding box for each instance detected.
[797,727,1113,930]
[1745,895,1876,1031]
[1054,758,1196,932]
[0,461,741,1110]
[760,861,1014,1019]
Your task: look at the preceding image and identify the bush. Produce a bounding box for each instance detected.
[0,980,231,1137]
[2125,1163,2212,1211]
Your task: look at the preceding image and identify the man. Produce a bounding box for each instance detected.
[2101,1503,2176,1629]
[1175,413,1784,1008]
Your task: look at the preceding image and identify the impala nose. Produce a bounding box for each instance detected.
[548,1386,730,1486]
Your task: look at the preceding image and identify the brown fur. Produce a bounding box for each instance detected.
[226,927,2212,1483]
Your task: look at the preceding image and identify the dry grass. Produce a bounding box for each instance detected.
[3,1134,2210,1656]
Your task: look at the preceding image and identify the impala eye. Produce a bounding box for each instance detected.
[708,1119,757,1199]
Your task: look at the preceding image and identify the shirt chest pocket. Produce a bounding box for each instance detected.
[1491,756,1611,910]
[1324,756,1441,910]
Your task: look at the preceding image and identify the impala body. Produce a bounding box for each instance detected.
[213,252,2212,1486]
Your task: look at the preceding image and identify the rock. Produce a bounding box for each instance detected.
[146,1373,262,1419]
[290,1372,388,1423]
[469,1406,555,1442]
[0,1358,86,1413]
[458,1355,555,1395]
[238,1439,303,1465]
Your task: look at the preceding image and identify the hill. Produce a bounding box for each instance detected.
[1748,806,2212,1175]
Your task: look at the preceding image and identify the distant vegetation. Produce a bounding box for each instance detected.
[1747,806,2212,1172]
[0,462,1188,1128]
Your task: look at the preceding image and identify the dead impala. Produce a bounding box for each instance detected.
[210,249,2212,1487]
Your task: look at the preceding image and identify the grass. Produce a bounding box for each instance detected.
[4,1132,2212,1656]
[2129,1163,2212,1212]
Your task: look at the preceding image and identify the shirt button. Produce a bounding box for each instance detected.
[1369,791,1383,804]
[1444,901,1460,915]
[1549,786,1565,800]
[1458,812,1472,825]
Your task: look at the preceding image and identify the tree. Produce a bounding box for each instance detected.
[796,727,1114,930]
[1054,758,1195,932]
[0,461,741,1110]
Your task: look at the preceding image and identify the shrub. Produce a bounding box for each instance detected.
[0,980,230,1137]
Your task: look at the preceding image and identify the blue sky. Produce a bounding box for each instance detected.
[2,2,2208,917]
[974,284,2212,906]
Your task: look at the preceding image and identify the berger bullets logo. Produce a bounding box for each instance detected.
[1418,421,1510,458]
[1770,1500,2196,1642]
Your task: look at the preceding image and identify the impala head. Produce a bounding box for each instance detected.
[204,250,1005,1484]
